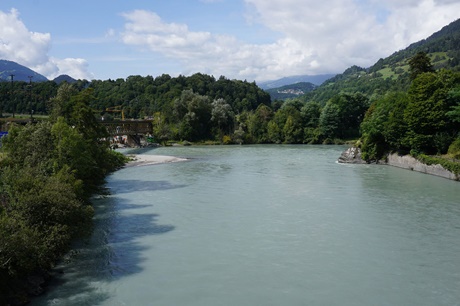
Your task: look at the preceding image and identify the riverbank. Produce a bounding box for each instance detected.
[338,147,459,181]
[126,154,188,167]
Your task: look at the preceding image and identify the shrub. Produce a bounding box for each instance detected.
[448,138,460,159]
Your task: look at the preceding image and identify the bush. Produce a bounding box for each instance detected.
[222,135,232,145]
[448,138,460,159]
[415,153,460,175]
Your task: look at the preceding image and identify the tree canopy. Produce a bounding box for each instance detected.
[0,87,127,304]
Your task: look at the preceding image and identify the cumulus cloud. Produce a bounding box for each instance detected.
[0,8,92,80]
[246,0,460,75]
[122,1,459,81]
[121,10,316,80]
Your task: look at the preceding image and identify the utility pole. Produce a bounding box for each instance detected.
[10,74,15,118]
[28,76,34,119]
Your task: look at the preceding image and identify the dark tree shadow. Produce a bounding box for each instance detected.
[31,178,184,305]
[108,179,187,194]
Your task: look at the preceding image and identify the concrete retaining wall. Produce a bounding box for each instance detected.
[338,147,459,181]
[386,153,459,181]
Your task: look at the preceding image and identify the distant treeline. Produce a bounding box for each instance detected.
[0,73,370,144]
[1,56,459,151]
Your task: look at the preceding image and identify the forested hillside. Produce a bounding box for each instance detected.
[301,18,460,106]
[0,60,48,82]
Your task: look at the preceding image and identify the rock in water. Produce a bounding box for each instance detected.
[338,147,366,164]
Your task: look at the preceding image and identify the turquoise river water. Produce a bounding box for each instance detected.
[33,145,460,306]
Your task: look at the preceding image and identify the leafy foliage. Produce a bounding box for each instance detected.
[360,69,460,161]
[408,51,434,80]
[0,86,127,303]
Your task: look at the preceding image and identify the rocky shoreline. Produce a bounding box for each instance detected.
[125,154,188,167]
[338,147,459,181]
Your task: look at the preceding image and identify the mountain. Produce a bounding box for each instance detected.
[53,74,77,84]
[0,59,48,82]
[258,74,335,89]
[265,82,317,101]
[301,18,460,105]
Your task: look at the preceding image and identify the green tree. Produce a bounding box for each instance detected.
[152,112,171,145]
[248,104,273,143]
[318,93,369,140]
[319,102,340,140]
[283,115,303,143]
[408,51,434,80]
[404,70,460,153]
[211,98,234,141]
[360,92,409,161]
[301,101,322,128]
[267,120,282,143]
[446,86,460,123]
[175,90,212,141]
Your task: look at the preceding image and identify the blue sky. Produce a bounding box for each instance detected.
[0,0,459,82]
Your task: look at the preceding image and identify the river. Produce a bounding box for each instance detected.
[33,145,460,306]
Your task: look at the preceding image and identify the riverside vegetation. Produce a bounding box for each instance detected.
[0,86,128,305]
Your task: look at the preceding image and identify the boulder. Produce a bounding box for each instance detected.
[338,146,366,164]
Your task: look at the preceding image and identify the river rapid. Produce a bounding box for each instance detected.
[33,145,460,306]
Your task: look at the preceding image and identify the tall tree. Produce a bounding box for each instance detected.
[404,70,460,153]
[408,51,434,80]
[211,98,234,141]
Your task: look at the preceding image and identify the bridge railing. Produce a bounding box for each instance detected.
[100,120,153,136]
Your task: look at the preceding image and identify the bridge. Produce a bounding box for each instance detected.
[0,118,36,131]
[100,120,153,147]
[0,118,153,147]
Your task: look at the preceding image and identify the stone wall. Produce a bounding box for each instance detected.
[338,147,459,181]
[386,153,459,181]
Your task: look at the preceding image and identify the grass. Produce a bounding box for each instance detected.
[415,153,460,176]
[1,113,48,120]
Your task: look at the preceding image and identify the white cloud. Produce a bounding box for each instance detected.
[48,58,93,80]
[121,1,459,82]
[245,0,460,73]
[0,9,50,66]
[0,8,92,80]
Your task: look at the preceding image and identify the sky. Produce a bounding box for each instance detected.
[0,0,459,83]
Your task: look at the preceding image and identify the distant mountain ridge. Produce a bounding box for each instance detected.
[301,18,460,105]
[258,74,335,89]
[0,59,48,82]
[0,59,79,84]
[53,74,77,84]
[264,82,317,101]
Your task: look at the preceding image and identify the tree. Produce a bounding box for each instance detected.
[319,102,340,140]
[248,104,273,143]
[404,70,460,153]
[360,92,409,161]
[174,90,212,141]
[318,93,369,140]
[283,115,303,143]
[408,51,434,80]
[446,86,460,123]
[211,98,234,141]
[267,121,282,143]
[0,83,126,303]
[152,112,171,145]
[301,101,321,128]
